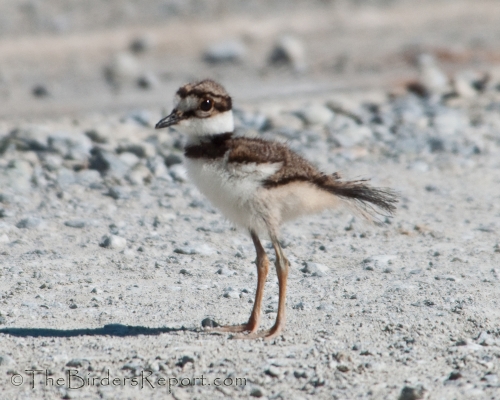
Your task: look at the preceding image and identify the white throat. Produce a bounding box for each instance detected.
[176,111,234,141]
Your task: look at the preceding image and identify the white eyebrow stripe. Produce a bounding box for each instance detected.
[177,95,199,112]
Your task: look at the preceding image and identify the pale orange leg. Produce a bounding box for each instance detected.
[264,235,289,340]
[206,230,269,334]
[234,235,289,340]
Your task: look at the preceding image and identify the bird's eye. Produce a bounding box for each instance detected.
[200,98,213,112]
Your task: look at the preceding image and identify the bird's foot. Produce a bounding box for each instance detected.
[231,326,282,341]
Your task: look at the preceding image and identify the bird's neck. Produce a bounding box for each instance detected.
[180,111,234,145]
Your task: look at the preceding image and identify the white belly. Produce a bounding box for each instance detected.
[184,158,281,233]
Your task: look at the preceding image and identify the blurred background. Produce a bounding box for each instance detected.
[0,0,499,120]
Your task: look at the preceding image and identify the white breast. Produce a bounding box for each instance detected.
[184,157,282,233]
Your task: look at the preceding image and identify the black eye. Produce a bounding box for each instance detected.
[200,98,213,112]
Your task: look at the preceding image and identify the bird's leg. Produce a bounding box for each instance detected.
[237,235,289,340]
[205,230,269,334]
[245,231,269,332]
[265,235,289,340]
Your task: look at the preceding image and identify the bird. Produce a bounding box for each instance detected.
[155,79,398,340]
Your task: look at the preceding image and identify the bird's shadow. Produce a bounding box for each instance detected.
[0,324,198,338]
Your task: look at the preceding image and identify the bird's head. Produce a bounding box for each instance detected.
[155,79,234,138]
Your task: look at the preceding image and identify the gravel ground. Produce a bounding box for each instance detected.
[1,1,500,399]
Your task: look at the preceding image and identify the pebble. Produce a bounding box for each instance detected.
[66,359,90,368]
[126,164,152,185]
[176,355,194,368]
[169,164,188,182]
[16,217,43,229]
[118,152,140,168]
[104,52,140,88]
[204,39,246,63]
[48,131,92,161]
[129,35,155,54]
[6,125,51,151]
[201,318,219,328]
[64,220,87,229]
[295,104,334,126]
[0,354,15,366]
[268,35,306,73]
[417,54,450,95]
[363,255,397,270]
[250,387,265,397]
[398,384,425,400]
[99,235,127,250]
[32,84,49,98]
[117,142,156,159]
[137,72,159,90]
[0,160,33,193]
[217,266,235,277]
[223,288,240,299]
[107,186,130,200]
[89,148,131,179]
[75,170,102,187]
[146,156,171,179]
[301,262,329,277]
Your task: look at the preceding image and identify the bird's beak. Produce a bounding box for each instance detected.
[155,110,179,129]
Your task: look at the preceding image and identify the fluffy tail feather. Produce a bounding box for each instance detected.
[321,173,398,217]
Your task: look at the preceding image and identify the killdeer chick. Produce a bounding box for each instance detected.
[155,79,398,340]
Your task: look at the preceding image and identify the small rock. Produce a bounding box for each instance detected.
[137,72,160,90]
[296,104,334,125]
[118,152,140,168]
[32,84,49,98]
[169,164,188,182]
[107,186,130,200]
[336,365,349,372]
[89,147,130,179]
[269,35,306,73]
[0,354,15,366]
[482,373,498,385]
[48,131,92,161]
[104,52,140,88]
[204,39,246,63]
[64,220,86,229]
[16,217,43,229]
[129,35,155,54]
[217,266,235,277]
[75,169,103,188]
[69,303,78,309]
[201,318,219,328]
[448,371,462,380]
[265,366,280,378]
[99,235,127,250]
[301,262,329,277]
[250,387,265,398]
[223,288,240,299]
[126,164,152,185]
[163,152,183,167]
[0,160,33,193]
[0,233,9,243]
[66,359,89,368]
[417,54,450,95]
[85,129,108,144]
[117,142,156,159]
[176,355,194,368]
[363,255,397,270]
[146,156,171,179]
[398,385,425,400]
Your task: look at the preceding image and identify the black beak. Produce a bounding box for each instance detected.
[155,111,179,129]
